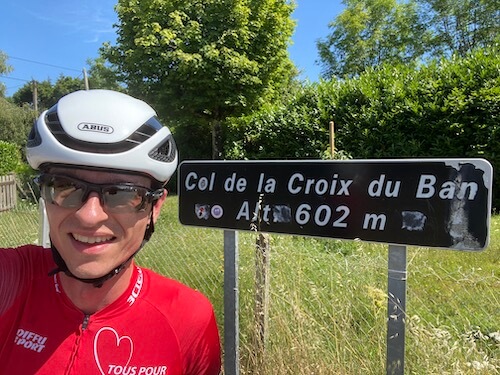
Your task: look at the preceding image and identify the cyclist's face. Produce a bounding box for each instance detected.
[45,167,165,280]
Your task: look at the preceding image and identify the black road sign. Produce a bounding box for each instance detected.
[178,159,492,250]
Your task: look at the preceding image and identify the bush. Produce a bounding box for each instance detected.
[0,141,21,175]
[0,98,36,150]
[224,85,329,160]
[170,117,213,161]
[0,141,38,203]
[217,48,500,207]
[320,48,500,207]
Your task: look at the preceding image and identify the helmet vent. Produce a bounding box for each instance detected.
[127,122,158,145]
[27,122,42,147]
[149,135,177,163]
[46,107,60,124]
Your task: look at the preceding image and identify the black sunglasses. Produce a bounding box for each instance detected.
[36,174,164,213]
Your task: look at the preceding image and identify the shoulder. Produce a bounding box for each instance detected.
[0,244,52,270]
[1,243,45,254]
[0,245,54,315]
[139,268,221,375]
[141,267,215,317]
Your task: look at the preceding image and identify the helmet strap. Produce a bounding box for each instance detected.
[48,245,137,288]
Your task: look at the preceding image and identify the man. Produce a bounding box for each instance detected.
[0,89,221,374]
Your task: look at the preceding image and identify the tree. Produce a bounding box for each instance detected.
[102,0,297,159]
[317,0,428,78]
[86,56,125,92]
[317,0,499,79]
[421,0,500,57]
[0,51,13,97]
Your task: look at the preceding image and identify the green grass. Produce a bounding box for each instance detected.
[0,200,40,247]
[1,196,498,374]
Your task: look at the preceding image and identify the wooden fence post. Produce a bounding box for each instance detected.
[329,121,335,159]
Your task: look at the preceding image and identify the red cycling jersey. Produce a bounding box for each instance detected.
[0,245,221,375]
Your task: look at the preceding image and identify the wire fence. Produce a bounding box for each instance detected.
[0,199,499,374]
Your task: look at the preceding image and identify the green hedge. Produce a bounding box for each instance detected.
[0,141,21,175]
[224,85,328,159]
[321,49,499,160]
[321,48,499,207]
[225,48,500,208]
[0,98,36,149]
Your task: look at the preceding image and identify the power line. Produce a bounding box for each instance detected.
[1,56,89,94]
[0,74,85,83]
[4,84,25,91]
[0,72,85,83]
[0,75,31,82]
[7,55,82,73]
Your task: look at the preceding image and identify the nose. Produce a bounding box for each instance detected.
[74,192,109,224]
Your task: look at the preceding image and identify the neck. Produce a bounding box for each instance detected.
[60,262,135,314]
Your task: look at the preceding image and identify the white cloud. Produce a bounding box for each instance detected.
[24,0,117,43]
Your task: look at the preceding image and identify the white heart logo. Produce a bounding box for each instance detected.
[94,327,134,375]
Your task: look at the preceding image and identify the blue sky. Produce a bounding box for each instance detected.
[0,1,344,97]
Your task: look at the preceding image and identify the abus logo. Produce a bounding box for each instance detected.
[78,123,114,134]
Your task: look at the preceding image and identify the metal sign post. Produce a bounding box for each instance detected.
[387,245,407,375]
[224,230,239,375]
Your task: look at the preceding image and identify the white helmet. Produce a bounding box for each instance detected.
[26,89,178,184]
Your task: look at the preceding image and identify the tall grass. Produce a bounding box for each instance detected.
[1,197,498,373]
[151,197,499,374]
[235,234,499,374]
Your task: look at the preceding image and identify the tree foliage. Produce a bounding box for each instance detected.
[0,51,13,97]
[422,0,500,57]
[318,0,499,78]
[0,97,36,149]
[0,141,22,175]
[86,56,125,92]
[102,0,297,158]
[317,0,428,78]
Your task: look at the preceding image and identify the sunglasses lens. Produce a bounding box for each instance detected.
[103,186,147,211]
[43,176,85,208]
[39,174,152,212]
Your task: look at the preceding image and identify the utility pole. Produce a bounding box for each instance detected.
[32,80,38,114]
[83,68,89,90]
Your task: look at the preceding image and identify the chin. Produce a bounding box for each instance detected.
[69,262,113,280]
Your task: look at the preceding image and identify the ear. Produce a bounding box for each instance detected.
[152,188,168,223]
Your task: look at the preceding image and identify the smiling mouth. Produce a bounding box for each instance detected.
[72,233,115,244]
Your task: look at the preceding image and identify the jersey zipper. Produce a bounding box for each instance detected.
[65,314,91,374]
[82,314,90,330]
